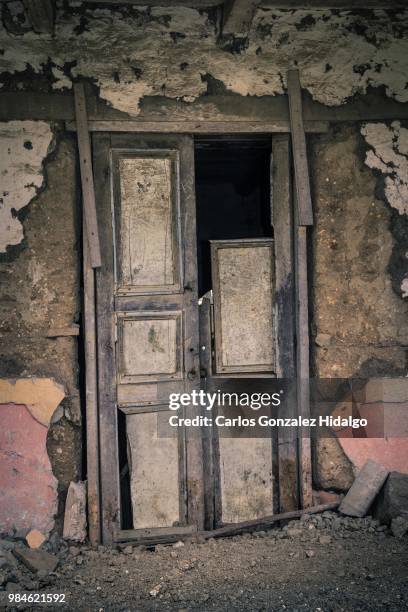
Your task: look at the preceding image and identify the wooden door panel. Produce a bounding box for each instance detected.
[127,412,182,529]
[112,150,182,294]
[94,133,203,542]
[211,238,275,375]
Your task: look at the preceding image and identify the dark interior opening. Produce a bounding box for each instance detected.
[195,136,273,297]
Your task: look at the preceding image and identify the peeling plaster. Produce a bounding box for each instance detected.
[0,377,65,426]
[1,7,408,115]
[0,121,54,252]
[362,121,408,216]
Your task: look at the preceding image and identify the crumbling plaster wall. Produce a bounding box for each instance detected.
[310,124,408,490]
[0,130,82,533]
[1,4,408,510]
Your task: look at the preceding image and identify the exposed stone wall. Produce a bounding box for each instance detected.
[0,133,81,533]
[310,124,408,489]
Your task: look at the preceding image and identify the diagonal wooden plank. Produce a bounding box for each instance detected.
[287,69,314,226]
[74,83,102,269]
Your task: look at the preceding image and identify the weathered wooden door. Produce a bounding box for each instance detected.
[93,134,203,544]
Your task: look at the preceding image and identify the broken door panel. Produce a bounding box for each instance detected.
[126,412,181,529]
[211,239,275,375]
[219,436,274,523]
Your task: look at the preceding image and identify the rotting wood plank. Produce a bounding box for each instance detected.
[287,70,314,226]
[93,133,119,545]
[74,83,102,269]
[199,296,216,530]
[3,91,408,123]
[222,0,261,37]
[202,502,339,539]
[46,325,79,337]
[115,525,197,543]
[83,222,101,546]
[181,136,205,531]
[65,120,329,134]
[271,135,299,513]
[294,219,313,509]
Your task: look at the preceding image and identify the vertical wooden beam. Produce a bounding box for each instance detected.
[222,0,261,36]
[74,83,102,269]
[271,135,300,512]
[199,296,215,530]
[93,134,119,544]
[83,225,101,546]
[294,214,313,509]
[181,136,205,531]
[287,70,314,226]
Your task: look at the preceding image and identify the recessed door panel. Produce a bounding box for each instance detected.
[114,152,181,294]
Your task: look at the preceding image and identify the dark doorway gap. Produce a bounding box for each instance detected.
[194,136,273,297]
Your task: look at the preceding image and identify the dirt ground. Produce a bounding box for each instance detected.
[2,511,408,612]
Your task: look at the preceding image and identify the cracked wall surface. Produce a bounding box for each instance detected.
[1,5,408,116]
[0,136,81,533]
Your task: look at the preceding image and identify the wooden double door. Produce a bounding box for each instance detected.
[93,133,295,544]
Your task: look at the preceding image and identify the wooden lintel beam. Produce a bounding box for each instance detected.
[73,83,102,269]
[287,69,314,227]
[23,0,54,34]
[222,0,261,37]
[65,119,329,133]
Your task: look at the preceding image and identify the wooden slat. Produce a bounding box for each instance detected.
[294,218,313,509]
[271,135,299,513]
[287,70,314,226]
[115,525,196,544]
[93,133,119,544]
[203,502,339,539]
[3,91,408,123]
[181,136,205,530]
[199,296,215,530]
[83,221,101,546]
[223,0,261,36]
[73,83,102,269]
[46,325,79,338]
[65,120,329,134]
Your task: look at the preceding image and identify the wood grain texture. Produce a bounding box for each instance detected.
[93,133,119,544]
[271,135,299,513]
[211,239,275,375]
[287,70,314,227]
[66,120,329,134]
[127,412,181,528]
[116,154,179,292]
[74,83,102,268]
[83,220,100,546]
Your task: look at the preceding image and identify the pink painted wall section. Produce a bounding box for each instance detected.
[0,403,58,536]
[332,379,408,476]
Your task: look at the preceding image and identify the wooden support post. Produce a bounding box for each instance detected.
[83,225,101,546]
[271,135,299,512]
[74,83,102,269]
[222,0,261,37]
[287,70,314,226]
[294,218,313,509]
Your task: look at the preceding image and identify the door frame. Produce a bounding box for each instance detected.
[89,128,313,544]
